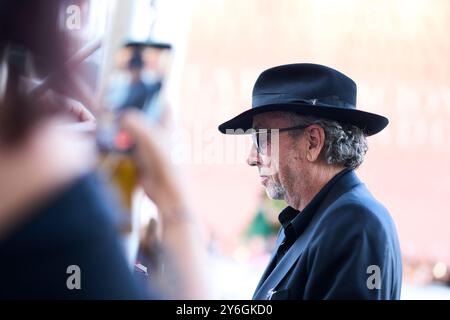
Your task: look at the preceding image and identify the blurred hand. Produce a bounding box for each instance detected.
[120,110,188,223]
[66,98,96,123]
[59,98,97,133]
[121,110,210,299]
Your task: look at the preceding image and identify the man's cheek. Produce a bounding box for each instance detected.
[276,163,290,185]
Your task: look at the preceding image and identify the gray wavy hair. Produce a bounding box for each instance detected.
[283,112,368,169]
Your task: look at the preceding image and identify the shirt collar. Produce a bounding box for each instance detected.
[278,168,353,240]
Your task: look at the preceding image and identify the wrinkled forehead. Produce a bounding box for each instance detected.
[252,111,292,129]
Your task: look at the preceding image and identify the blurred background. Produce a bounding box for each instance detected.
[8,0,449,299]
[137,0,450,299]
[110,0,450,299]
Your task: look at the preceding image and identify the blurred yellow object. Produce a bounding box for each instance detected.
[110,154,137,211]
[97,126,138,234]
[99,152,138,234]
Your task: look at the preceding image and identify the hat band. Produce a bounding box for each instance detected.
[252,93,355,109]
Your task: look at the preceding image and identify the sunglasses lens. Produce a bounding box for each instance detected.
[252,130,269,154]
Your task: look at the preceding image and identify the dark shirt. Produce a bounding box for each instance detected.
[253,169,402,299]
[275,168,352,264]
[120,80,162,111]
[0,173,154,299]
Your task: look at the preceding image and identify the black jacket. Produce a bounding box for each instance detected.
[253,170,402,300]
[0,174,150,299]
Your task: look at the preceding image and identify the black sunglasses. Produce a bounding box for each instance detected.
[251,124,309,155]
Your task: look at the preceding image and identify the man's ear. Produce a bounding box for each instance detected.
[305,125,325,162]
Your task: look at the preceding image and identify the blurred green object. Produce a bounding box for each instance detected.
[245,209,278,239]
[270,198,287,211]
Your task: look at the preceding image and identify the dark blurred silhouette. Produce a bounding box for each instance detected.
[0,0,147,299]
[0,0,209,300]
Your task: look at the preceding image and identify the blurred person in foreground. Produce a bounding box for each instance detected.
[107,41,173,128]
[218,64,402,299]
[0,0,208,299]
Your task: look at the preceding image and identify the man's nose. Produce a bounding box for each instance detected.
[247,144,260,166]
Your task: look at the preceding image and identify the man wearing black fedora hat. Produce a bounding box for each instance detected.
[219,63,402,300]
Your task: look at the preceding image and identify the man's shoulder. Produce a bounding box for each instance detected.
[316,183,394,237]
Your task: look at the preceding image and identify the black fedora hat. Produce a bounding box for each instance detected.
[218,63,388,136]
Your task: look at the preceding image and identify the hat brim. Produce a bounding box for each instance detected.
[218,103,388,136]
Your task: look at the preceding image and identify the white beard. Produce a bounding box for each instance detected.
[265,180,286,200]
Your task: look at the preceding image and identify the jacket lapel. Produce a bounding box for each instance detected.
[252,171,362,300]
[252,228,285,296]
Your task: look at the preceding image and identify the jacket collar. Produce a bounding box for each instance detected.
[252,170,363,299]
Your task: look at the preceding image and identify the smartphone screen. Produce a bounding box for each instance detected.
[105,41,173,125]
